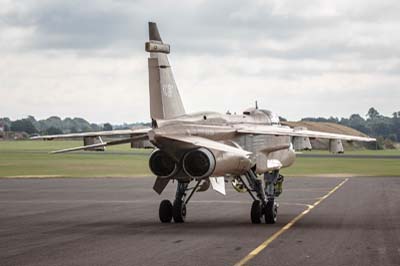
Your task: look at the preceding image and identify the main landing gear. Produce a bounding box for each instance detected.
[158,170,284,224]
[159,180,201,223]
[239,169,283,224]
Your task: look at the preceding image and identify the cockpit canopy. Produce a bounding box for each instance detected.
[243,108,280,125]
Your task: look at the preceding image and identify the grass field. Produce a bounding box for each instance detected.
[305,149,400,156]
[0,140,399,178]
[0,140,151,178]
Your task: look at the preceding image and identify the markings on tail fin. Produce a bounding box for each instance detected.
[162,84,173,98]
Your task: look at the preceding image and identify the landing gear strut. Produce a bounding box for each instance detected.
[159,180,201,223]
[172,182,188,223]
[239,169,283,224]
[263,170,282,224]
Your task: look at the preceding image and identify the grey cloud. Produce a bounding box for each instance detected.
[0,1,343,54]
[1,0,399,122]
[2,0,399,64]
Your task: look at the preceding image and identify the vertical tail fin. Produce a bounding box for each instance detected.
[146,22,185,125]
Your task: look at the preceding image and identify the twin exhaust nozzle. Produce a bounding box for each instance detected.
[149,148,215,179]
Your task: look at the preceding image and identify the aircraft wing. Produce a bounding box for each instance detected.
[31,127,151,154]
[50,135,148,154]
[30,128,151,140]
[235,125,376,142]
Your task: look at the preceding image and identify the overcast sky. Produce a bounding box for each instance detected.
[1,0,399,123]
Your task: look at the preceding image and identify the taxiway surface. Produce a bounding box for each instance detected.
[1,176,399,266]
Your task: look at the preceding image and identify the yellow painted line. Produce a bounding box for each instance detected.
[234,178,349,266]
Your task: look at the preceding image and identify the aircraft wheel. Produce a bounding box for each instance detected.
[251,200,262,224]
[159,199,173,223]
[264,200,278,224]
[172,200,186,223]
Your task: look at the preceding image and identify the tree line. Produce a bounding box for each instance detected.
[1,108,399,147]
[300,107,400,148]
[0,116,115,136]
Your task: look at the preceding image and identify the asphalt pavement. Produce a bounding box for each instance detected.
[0,176,399,266]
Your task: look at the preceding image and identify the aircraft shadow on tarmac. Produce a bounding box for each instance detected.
[35,212,392,238]
[38,219,291,236]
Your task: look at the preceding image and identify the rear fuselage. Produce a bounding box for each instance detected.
[150,110,296,176]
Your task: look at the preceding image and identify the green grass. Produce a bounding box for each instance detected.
[285,148,400,176]
[305,149,400,156]
[0,140,151,178]
[0,140,399,178]
[281,157,400,177]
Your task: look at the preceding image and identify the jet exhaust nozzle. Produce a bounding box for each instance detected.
[182,147,253,179]
[149,149,178,178]
[182,148,216,179]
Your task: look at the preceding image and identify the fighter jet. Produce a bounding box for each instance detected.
[32,22,376,224]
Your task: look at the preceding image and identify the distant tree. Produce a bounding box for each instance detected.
[349,114,364,123]
[46,116,63,128]
[302,117,338,123]
[72,117,92,132]
[103,123,113,131]
[0,117,12,130]
[279,116,287,122]
[341,114,369,134]
[366,107,380,120]
[10,119,38,134]
[26,115,36,123]
[90,123,101,131]
[26,115,42,131]
[392,111,400,141]
[62,117,75,132]
[46,127,63,135]
[387,134,397,142]
[37,120,48,132]
[375,136,385,150]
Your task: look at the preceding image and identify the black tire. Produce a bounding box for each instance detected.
[264,200,278,224]
[159,200,173,223]
[251,200,262,224]
[172,200,186,223]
